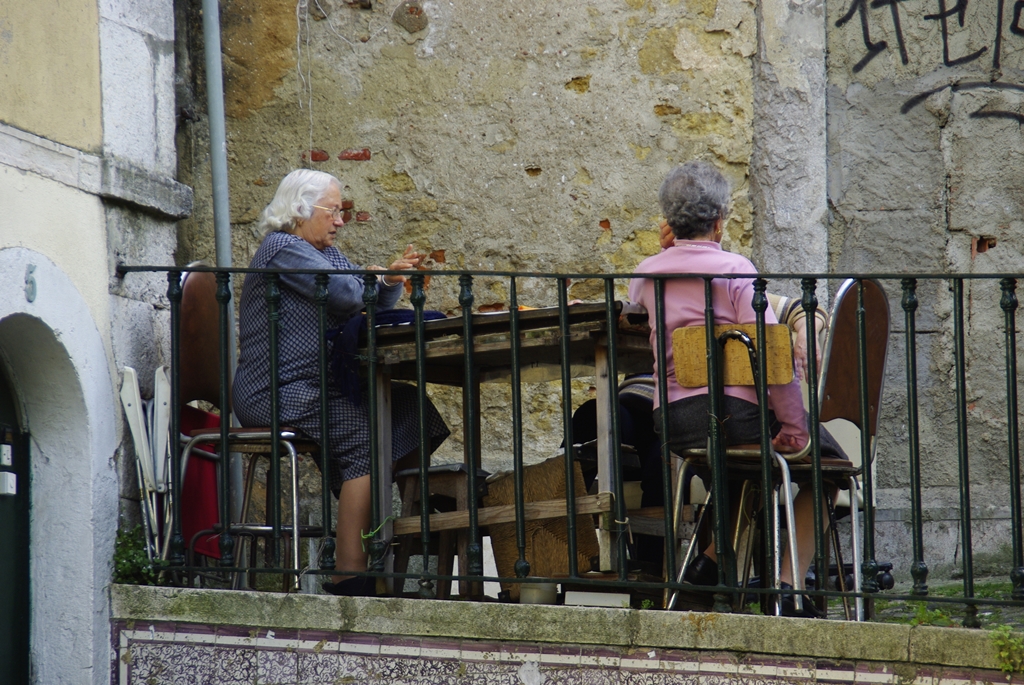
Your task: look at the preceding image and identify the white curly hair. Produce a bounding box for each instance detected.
[258,169,341,235]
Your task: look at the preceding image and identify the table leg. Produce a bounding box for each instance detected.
[462,380,483,598]
[376,367,394,594]
[595,343,620,572]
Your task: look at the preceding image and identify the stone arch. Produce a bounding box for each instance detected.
[0,247,118,685]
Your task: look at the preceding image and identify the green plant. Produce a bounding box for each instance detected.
[640,599,655,610]
[909,602,954,627]
[113,524,161,585]
[991,624,1024,674]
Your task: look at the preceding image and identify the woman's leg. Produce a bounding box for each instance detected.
[332,450,420,583]
[779,485,838,587]
[333,474,372,581]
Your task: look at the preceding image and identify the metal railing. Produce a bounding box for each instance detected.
[117,264,1024,624]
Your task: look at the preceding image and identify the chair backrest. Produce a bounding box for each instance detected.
[178,269,224,410]
[817,279,890,441]
[673,323,794,388]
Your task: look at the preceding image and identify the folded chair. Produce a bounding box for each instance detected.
[176,269,322,589]
[668,278,889,619]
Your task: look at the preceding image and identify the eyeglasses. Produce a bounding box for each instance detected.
[312,205,345,220]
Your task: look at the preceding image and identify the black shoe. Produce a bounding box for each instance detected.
[323,576,377,597]
[683,553,719,586]
[779,582,823,618]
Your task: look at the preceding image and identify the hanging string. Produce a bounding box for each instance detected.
[296,0,314,167]
[314,0,356,49]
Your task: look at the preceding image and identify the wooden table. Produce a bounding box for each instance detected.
[366,302,653,584]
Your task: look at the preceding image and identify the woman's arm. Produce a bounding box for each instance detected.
[268,242,401,319]
[733,277,810,451]
[770,294,827,381]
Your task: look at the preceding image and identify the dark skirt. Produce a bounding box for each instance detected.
[237,381,450,496]
[653,395,847,460]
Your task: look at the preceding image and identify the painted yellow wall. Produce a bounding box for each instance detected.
[0,167,110,336]
[0,0,102,151]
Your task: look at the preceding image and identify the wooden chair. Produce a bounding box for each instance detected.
[175,269,321,588]
[391,463,490,599]
[668,279,889,618]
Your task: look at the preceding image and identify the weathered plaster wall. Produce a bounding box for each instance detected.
[827,0,1024,577]
[178,0,759,468]
[751,0,828,283]
[0,0,188,681]
[0,0,103,151]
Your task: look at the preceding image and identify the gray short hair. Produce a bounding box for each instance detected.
[658,161,730,240]
[258,169,341,235]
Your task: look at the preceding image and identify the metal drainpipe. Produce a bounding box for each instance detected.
[202,0,244,522]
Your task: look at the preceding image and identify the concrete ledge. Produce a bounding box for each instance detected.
[0,122,192,220]
[110,584,1005,671]
[100,156,192,219]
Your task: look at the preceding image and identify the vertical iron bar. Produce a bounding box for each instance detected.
[557,277,579,578]
[216,271,236,567]
[167,270,185,567]
[509,277,530,579]
[857,280,879,596]
[363,274,386,574]
[604,277,629,579]
[266,272,283,567]
[1001,278,1024,600]
[459,274,484,577]
[902,278,927,595]
[315,274,336,571]
[410,273,435,598]
[952,278,979,627]
[654,277,676,591]
[801,278,825,603]
[752,278,775,612]
[705,277,734,613]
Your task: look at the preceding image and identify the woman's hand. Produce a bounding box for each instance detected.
[378,244,427,286]
[771,429,808,454]
[790,316,824,381]
[659,220,674,250]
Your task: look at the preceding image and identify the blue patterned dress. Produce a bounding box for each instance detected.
[233,231,450,494]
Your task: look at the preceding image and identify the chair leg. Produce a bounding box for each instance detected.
[737,481,761,610]
[284,441,301,591]
[666,490,711,611]
[825,492,852,620]
[774,454,803,613]
[848,475,864,621]
[771,485,781,615]
[733,481,759,610]
[436,531,455,600]
[231,534,252,590]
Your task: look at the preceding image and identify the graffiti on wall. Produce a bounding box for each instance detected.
[837,0,1024,71]
[835,0,1024,120]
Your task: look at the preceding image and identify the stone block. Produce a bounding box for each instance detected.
[100,19,156,169]
[102,157,193,220]
[99,0,175,42]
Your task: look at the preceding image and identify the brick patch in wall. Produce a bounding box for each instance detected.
[302,149,330,162]
[339,148,371,160]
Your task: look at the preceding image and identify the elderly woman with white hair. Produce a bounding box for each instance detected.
[628,160,843,617]
[234,169,450,596]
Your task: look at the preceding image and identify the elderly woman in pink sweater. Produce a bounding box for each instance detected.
[628,161,841,617]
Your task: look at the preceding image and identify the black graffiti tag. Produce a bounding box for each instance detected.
[923,0,988,67]
[901,81,1024,123]
[869,0,910,64]
[836,0,889,72]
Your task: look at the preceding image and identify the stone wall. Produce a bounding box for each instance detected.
[826,0,1024,578]
[176,0,762,469]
